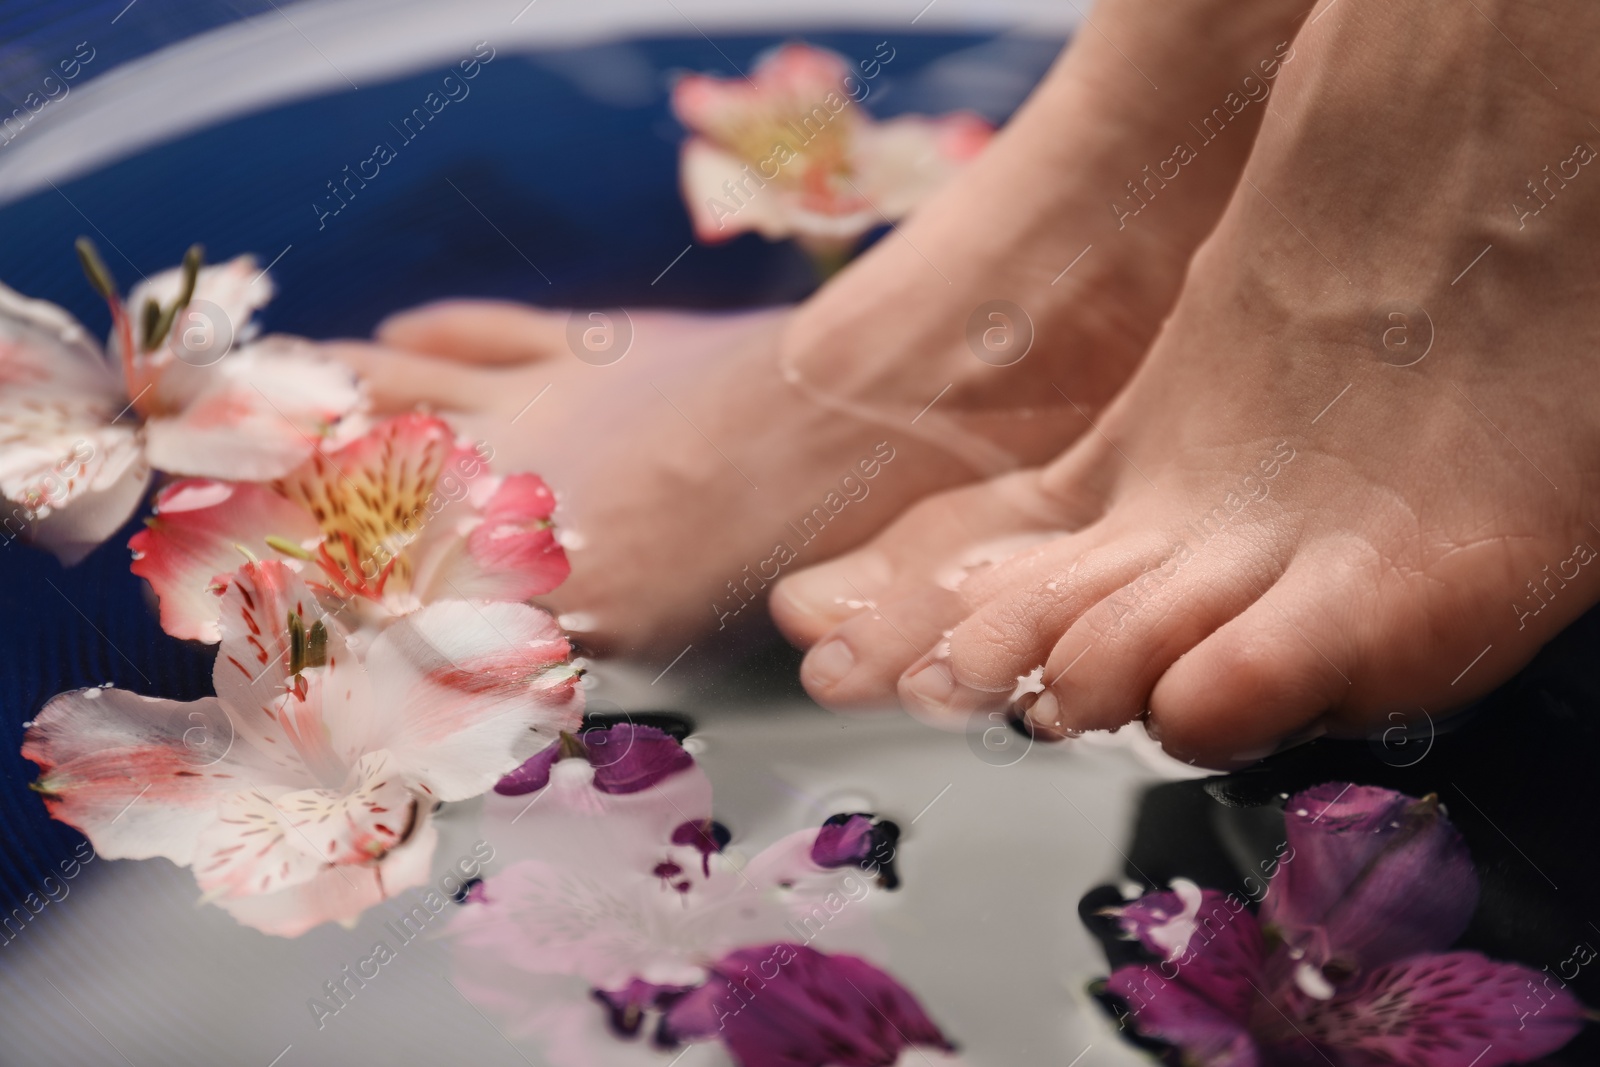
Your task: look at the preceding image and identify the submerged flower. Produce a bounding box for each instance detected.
[0,245,359,563]
[451,726,942,1066]
[660,943,955,1067]
[23,559,581,936]
[494,723,693,798]
[1100,784,1586,1066]
[672,43,991,251]
[130,412,567,642]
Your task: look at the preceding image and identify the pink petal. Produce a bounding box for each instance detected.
[662,944,955,1067]
[1298,952,1586,1066]
[211,560,371,781]
[130,479,322,642]
[144,337,360,481]
[671,45,853,143]
[366,600,583,801]
[449,473,570,600]
[22,688,302,865]
[273,411,478,606]
[1266,784,1477,972]
[214,813,438,938]
[448,858,713,991]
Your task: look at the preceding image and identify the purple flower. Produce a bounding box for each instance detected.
[1265,784,1478,973]
[661,943,955,1067]
[810,814,901,889]
[494,724,693,796]
[1102,784,1587,1067]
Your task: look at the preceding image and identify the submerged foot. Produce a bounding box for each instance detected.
[776,0,1600,764]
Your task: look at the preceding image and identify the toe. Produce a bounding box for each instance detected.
[943,526,1172,695]
[1030,550,1271,737]
[376,299,570,365]
[1148,576,1351,766]
[771,470,1076,647]
[321,341,501,413]
[799,587,961,712]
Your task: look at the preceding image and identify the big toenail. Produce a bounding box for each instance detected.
[903,662,959,713]
[805,640,856,690]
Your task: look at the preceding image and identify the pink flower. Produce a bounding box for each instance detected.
[129,412,568,642]
[450,728,946,1065]
[671,43,992,248]
[22,559,582,936]
[1102,785,1588,1066]
[0,246,359,563]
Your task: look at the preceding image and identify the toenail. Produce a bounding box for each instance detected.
[902,661,960,715]
[1026,691,1061,731]
[779,554,893,620]
[804,640,856,690]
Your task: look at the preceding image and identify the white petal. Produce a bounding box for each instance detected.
[144,336,361,481]
[22,689,303,866]
[0,281,143,562]
[19,426,151,565]
[211,560,371,783]
[194,750,418,902]
[122,254,275,411]
[367,600,583,801]
[212,812,438,938]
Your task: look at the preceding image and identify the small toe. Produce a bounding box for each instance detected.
[772,470,1075,647]
[943,527,1172,695]
[800,587,962,712]
[376,299,570,365]
[321,341,500,413]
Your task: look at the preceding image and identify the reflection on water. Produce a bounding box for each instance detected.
[2,685,1168,1066]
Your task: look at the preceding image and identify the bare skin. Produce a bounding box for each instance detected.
[332,0,1307,660]
[774,0,1600,766]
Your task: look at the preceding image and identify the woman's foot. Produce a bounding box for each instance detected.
[335,0,1308,659]
[777,0,1600,765]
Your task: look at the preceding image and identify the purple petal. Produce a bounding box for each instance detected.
[670,819,731,877]
[1112,885,1266,1029]
[592,979,695,1039]
[810,814,901,889]
[493,740,562,796]
[1265,784,1477,971]
[1295,951,1586,1066]
[587,724,694,794]
[1105,965,1262,1067]
[661,944,954,1066]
